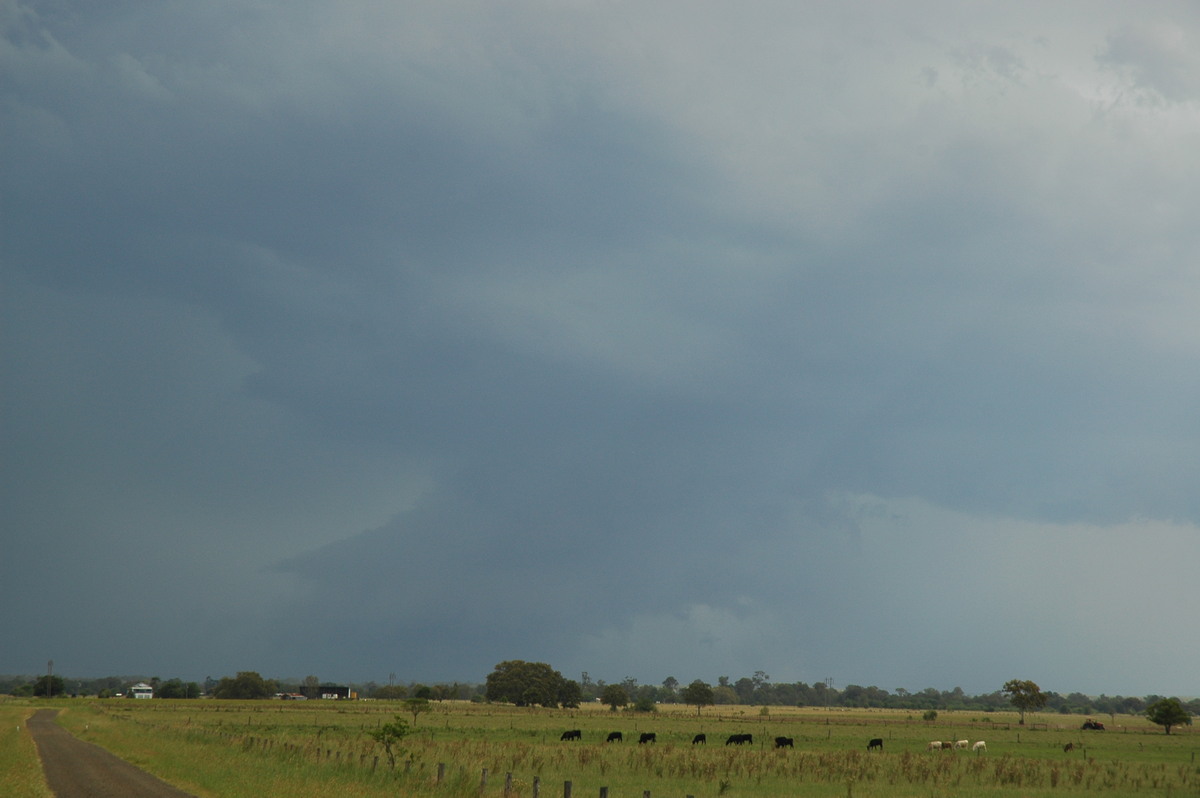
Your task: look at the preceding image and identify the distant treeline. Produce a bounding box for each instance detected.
[3,672,1195,717]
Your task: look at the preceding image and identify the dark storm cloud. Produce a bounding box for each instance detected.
[4,0,1200,696]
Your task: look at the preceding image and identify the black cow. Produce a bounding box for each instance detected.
[867,738,883,751]
[606,731,623,743]
[725,733,753,746]
[1081,720,1105,730]
[638,732,656,744]
[560,729,581,741]
[774,736,794,749]
[692,733,706,745]
[1063,742,1075,753]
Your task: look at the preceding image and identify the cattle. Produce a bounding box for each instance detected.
[692,734,706,745]
[972,741,987,753]
[725,733,753,746]
[638,732,656,744]
[774,736,794,749]
[606,731,623,743]
[954,739,969,750]
[867,738,883,751]
[1081,720,1105,730]
[560,730,581,741]
[1063,742,1075,753]
[927,741,942,751]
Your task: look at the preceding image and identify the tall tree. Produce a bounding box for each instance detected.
[212,671,273,700]
[681,679,714,716]
[1145,697,1192,735]
[33,675,65,697]
[1002,679,1047,725]
[601,684,629,711]
[558,679,583,708]
[157,678,201,699]
[484,660,568,707]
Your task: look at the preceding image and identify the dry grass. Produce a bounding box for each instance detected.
[0,700,55,798]
[34,698,1200,797]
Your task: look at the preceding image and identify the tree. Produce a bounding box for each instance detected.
[212,671,273,700]
[558,679,583,708]
[1002,679,1048,725]
[1145,697,1192,735]
[33,675,65,697]
[485,660,569,707]
[403,697,431,724]
[367,715,410,769]
[373,684,408,699]
[601,684,629,711]
[157,679,201,699]
[680,679,714,716]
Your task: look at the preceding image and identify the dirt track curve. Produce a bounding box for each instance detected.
[28,709,198,798]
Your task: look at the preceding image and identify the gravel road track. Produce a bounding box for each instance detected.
[28,708,198,798]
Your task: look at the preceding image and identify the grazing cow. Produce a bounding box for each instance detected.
[1081,720,1105,731]
[606,731,623,743]
[972,741,987,753]
[927,741,942,751]
[692,734,706,745]
[774,736,794,749]
[867,738,883,751]
[954,740,969,750]
[1063,742,1074,753]
[725,733,753,746]
[638,732,656,744]
[560,730,581,741]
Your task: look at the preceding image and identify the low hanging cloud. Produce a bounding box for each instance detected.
[4,0,1200,697]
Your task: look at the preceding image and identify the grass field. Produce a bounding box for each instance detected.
[8,696,1198,797]
[0,702,55,798]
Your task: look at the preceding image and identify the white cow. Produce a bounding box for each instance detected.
[954,739,969,750]
[972,741,987,752]
[927,740,942,751]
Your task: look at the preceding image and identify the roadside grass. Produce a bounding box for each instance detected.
[0,699,55,798]
[47,699,1200,797]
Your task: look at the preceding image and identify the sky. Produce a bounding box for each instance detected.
[3,0,1200,699]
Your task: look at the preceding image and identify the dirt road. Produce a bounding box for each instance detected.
[28,709,198,798]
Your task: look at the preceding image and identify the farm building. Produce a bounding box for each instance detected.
[299,684,355,700]
[130,682,154,699]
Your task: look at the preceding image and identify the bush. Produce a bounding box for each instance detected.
[922,710,938,721]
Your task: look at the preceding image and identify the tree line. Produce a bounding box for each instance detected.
[5,665,1196,725]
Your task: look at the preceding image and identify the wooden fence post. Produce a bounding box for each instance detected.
[563,780,572,798]
[505,772,513,796]
[437,762,446,784]
[600,788,608,798]
[480,768,488,791]
[533,776,540,798]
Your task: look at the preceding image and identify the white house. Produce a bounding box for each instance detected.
[131,682,154,699]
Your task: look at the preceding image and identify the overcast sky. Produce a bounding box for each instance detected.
[4,0,1200,698]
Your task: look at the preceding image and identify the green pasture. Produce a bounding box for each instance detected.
[0,701,54,798]
[9,697,1199,797]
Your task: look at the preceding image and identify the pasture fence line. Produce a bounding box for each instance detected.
[81,703,1200,797]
